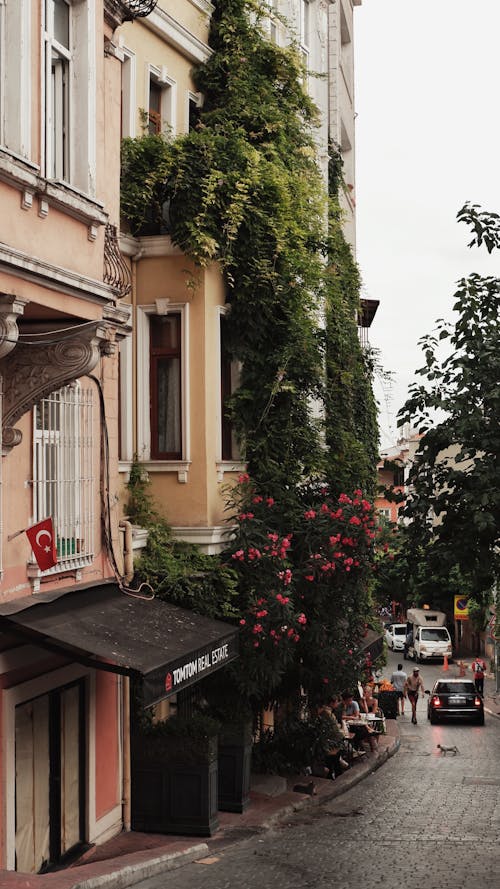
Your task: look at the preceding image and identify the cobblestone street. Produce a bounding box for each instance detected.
[136,654,500,889]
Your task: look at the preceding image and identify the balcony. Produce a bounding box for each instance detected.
[105,0,158,29]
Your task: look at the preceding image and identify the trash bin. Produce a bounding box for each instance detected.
[377,690,398,719]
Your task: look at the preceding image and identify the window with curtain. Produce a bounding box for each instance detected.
[150,314,182,459]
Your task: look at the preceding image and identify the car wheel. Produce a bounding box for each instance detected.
[430,711,438,725]
[477,714,485,726]
[414,653,420,664]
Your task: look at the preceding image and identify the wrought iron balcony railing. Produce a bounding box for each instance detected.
[104,224,132,299]
[123,0,158,17]
[104,0,158,29]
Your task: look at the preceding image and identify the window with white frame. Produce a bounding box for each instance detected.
[120,47,136,139]
[269,0,279,44]
[150,313,182,459]
[2,0,32,156]
[137,303,190,475]
[32,384,94,571]
[42,0,96,193]
[147,66,175,136]
[220,312,241,462]
[299,0,310,72]
[44,0,71,180]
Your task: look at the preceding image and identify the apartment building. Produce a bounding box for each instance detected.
[117,0,343,551]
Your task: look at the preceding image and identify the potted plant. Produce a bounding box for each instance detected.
[131,712,221,837]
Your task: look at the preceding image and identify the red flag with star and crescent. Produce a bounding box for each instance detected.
[26,518,58,571]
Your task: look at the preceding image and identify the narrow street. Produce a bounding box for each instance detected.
[135,652,500,889]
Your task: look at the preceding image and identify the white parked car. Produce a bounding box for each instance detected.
[384,623,407,651]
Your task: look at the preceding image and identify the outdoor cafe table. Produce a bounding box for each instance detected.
[348,713,386,734]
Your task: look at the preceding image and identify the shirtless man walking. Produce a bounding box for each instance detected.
[404,667,425,724]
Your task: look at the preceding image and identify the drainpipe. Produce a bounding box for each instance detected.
[119,519,134,583]
[122,676,131,830]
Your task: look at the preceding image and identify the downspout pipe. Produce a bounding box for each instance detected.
[119,519,134,584]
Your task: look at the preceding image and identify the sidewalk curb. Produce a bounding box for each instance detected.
[484,707,500,721]
[260,732,401,829]
[71,844,210,889]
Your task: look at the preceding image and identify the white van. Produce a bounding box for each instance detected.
[406,609,452,663]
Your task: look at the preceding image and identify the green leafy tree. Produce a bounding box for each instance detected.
[399,203,500,613]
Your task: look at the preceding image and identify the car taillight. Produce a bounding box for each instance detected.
[474,696,482,707]
[432,696,441,707]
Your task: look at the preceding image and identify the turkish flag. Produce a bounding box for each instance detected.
[26,518,58,571]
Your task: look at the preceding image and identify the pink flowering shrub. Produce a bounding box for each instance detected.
[224,476,382,704]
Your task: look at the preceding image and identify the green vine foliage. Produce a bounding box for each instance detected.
[126,460,239,620]
[324,149,379,497]
[121,1,378,495]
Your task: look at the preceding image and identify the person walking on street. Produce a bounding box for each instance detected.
[390,663,407,715]
[472,656,487,695]
[404,667,425,724]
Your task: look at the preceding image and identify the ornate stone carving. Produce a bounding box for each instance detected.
[0,296,28,360]
[0,324,113,452]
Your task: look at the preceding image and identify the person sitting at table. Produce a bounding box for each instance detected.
[360,683,379,715]
[341,691,378,753]
[315,705,351,778]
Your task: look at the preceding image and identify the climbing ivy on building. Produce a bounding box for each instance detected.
[121,0,380,706]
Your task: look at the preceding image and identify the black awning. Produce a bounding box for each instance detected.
[0,583,239,707]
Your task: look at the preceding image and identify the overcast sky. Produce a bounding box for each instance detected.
[354,0,500,447]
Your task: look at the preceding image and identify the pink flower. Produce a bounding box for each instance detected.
[267,532,279,543]
[252,495,263,503]
[253,641,260,648]
[338,493,352,505]
[238,473,250,484]
[305,574,314,582]
[304,509,316,520]
[348,649,353,655]
[232,549,245,561]
[297,613,307,625]
[248,547,262,561]
[323,677,329,684]
[320,503,329,513]
[239,619,246,626]
[287,628,295,638]
[266,497,275,507]
[256,609,268,618]
[278,569,292,585]
[354,489,362,497]
[349,516,361,526]
[253,623,263,634]
[276,593,290,605]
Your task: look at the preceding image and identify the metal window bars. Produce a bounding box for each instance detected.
[32,385,94,573]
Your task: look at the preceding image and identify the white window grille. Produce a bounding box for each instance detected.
[32,384,94,574]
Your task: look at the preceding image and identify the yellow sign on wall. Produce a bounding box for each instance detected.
[454,596,469,620]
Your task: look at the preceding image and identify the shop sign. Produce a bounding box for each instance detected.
[454,595,469,621]
[142,633,239,707]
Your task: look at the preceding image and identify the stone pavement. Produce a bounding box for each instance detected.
[0,723,401,889]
